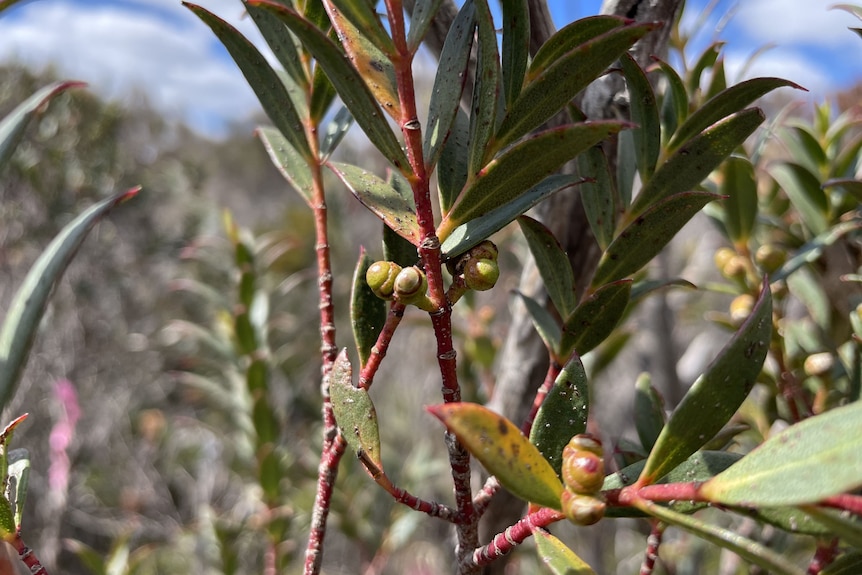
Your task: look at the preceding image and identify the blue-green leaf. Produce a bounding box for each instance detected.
[518,216,577,318]
[257,126,314,206]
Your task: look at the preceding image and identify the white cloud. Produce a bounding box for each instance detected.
[734,0,860,49]
[0,0,269,137]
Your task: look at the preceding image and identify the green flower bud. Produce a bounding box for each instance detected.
[729,294,754,325]
[468,240,499,262]
[393,266,428,303]
[560,490,606,526]
[714,247,736,272]
[366,261,402,300]
[463,258,500,291]
[755,244,786,274]
[561,434,605,495]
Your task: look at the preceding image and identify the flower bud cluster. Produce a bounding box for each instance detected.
[560,434,606,525]
[366,262,434,310]
[448,240,500,292]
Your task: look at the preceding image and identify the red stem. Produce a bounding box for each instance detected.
[304,433,346,574]
[358,302,406,390]
[464,507,565,569]
[383,0,477,567]
[472,476,500,515]
[807,538,838,575]
[12,534,47,575]
[640,521,665,575]
[820,494,862,515]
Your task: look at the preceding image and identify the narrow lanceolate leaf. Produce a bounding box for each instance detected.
[687,42,723,96]
[351,249,387,368]
[0,81,85,175]
[579,145,617,250]
[326,0,396,56]
[799,507,862,549]
[438,108,470,215]
[770,162,829,235]
[185,4,312,160]
[467,0,500,176]
[668,78,803,152]
[319,105,354,161]
[821,552,862,575]
[494,22,654,149]
[327,4,401,121]
[720,156,758,245]
[0,188,140,413]
[529,354,590,477]
[428,403,564,510]
[700,401,862,506]
[592,192,721,288]
[328,162,420,243]
[634,373,665,452]
[637,500,806,575]
[245,1,308,88]
[407,0,447,52]
[440,122,625,239]
[629,108,764,218]
[654,57,689,139]
[528,16,626,80]
[330,350,383,469]
[560,279,631,358]
[424,0,476,174]
[383,174,420,266]
[440,175,579,258]
[250,1,411,174]
[532,528,597,575]
[500,0,530,108]
[772,220,862,283]
[518,216,577,318]
[257,126,314,206]
[514,291,562,355]
[638,282,771,486]
[619,53,660,180]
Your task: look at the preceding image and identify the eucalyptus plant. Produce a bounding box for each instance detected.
[185,0,862,573]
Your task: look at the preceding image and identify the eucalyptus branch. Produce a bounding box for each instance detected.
[464,507,565,569]
[640,521,665,575]
[358,302,406,390]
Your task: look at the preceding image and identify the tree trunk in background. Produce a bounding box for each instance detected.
[407,0,683,571]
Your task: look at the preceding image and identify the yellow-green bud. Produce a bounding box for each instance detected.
[755,245,786,274]
[804,352,834,377]
[729,294,754,324]
[393,266,428,303]
[468,240,499,262]
[560,490,606,526]
[714,247,736,272]
[561,434,605,495]
[366,261,402,300]
[464,258,500,291]
[722,255,748,280]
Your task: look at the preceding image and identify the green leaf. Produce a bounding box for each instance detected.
[800,507,862,548]
[653,57,689,139]
[467,0,500,176]
[440,174,579,258]
[532,528,596,575]
[257,126,314,207]
[592,192,721,288]
[822,552,862,575]
[686,42,723,95]
[423,0,476,174]
[328,162,420,244]
[6,448,29,530]
[245,1,309,88]
[327,0,396,56]
[629,107,765,217]
[616,129,637,210]
[0,0,26,13]
[786,124,827,176]
[668,78,802,152]
[309,58,338,123]
[0,81,85,176]
[619,53,661,180]
[833,4,862,20]
[319,105,354,161]
[0,188,140,414]
[326,3,400,122]
[494,21,654,148]
[772,220,862,282]
[529,354,590,477]
[351,249,387,368]
[250,1,411,174]
[514,291,562,355]
[634,373,665,452]
[637,500,806,575]
[185,3,312,160]
[560,279,632,357]
[437,108,470,215]
[440,122,625,239]
[407,0,447,52]
[383,222,419,268]
[528,15,626,80]
[578,144,617,250]
[719,156,758,245]
[500,0,530,108]
[770,162,829,235]
[701,401,862,506]
[427,403,564,510]
[638,282,772,485]
[518,216,577,318]
[330,350,383,468]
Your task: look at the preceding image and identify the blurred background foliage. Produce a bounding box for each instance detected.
[1,3,862,573]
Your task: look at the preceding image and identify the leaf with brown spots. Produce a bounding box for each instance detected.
[428,403,564,509]
[330,350,383,470]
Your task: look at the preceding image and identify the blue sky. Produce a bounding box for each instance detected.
[1,0,860,138]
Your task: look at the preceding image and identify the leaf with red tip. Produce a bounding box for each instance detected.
[428,403,563,509]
